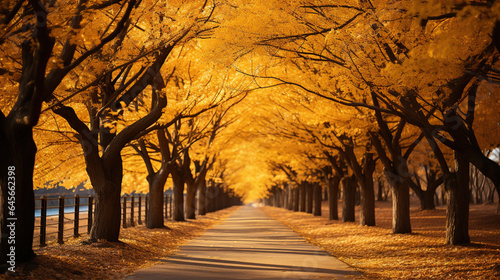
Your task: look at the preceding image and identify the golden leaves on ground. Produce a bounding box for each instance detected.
[4,207,239,280]
[263,202,500,279]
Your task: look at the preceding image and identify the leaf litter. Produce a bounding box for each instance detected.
[2,206,239,280]
[263,201,500,279]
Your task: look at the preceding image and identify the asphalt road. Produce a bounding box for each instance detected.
[125,205,360,280]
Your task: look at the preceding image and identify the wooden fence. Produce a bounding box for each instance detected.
[33,194,173,247]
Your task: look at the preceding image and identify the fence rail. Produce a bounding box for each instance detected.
[33,194,173,247]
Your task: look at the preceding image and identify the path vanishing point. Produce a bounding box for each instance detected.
[125,205,360,280]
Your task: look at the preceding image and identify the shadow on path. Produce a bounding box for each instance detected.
[125,206,360,280]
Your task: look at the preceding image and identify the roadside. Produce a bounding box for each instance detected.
[3,206,239,280]
[263,201,500,279]
[126,205,360,280]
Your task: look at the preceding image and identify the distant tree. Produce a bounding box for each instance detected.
[0,0,137,262]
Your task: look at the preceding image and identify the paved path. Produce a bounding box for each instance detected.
[125,206,360,280]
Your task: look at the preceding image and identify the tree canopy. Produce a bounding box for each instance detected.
[1,0,500,262]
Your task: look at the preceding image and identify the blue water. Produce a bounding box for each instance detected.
[35,205,89,218]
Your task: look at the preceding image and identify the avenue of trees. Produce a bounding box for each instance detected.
[0,0,499,267]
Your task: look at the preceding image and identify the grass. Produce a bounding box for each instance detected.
[262,200,500,279]
[3,206,239,280]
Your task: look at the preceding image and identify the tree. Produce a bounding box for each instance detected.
[0,0,137,262]
[48,0,212,240]
[226,0,500,243]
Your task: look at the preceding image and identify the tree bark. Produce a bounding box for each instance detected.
[377,178,384,201]
[305,184,313,214]
[0,121,36,263]
[328,175,340,220]
[313,183,322,216]
[135,131,170,229]
[442,109,500,196]
[293,187,299,211]
[206,183,215,213]
[391,180,412,234]
[185,180,197,219]
[287,185,294,210]
[416,187,438,211]
[359,153,376,226]
[370,132,412,233]
[445,152,470,244]
[172,170,185,221]
[215,184,223,211]
[360,176,376,226]
[284,188,288,208]
[198,179,207,215]
[0,0,54,263]
[91,182,121,241]
[89,154,123,241]
[147,175,166,228]
[342,175,356,222]
[299,183,306,212]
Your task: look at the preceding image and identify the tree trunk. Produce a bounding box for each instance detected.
[416,190,425,210]
[414,173,441,211]
[440,187,447,205]
[147,176,166,228]
[198,179,207,216]
[215,184,223,211]
[423,189,436,210]
[377,178,384,201]
[328,176,340,220]
[283,187,288,208]
[391,180,411,234]
[89,155,123,241]
[342,176,356,222]
[281,186,288,209]
[91,181,121,241]
[313,183,322,216]
[274,188,280,207]
[172,170,185,221]
[206,184,214,213]
[486,187,495,204]
[185,180,197,219]
[360,177,376,226]
[299,184,306,212]
[293,187,299,211]
[0,122,36,264]
[305,184,313,214]
[445,152,470,245]
[287,185,294,210]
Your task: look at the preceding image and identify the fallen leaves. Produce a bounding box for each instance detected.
[4,207,239,280]
[263,201,500,279]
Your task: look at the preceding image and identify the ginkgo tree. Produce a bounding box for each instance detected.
[0,0,139,262]
[214,0,500,244]
[49,1,216,243]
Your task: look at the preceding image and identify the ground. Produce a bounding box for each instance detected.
[2,207,238,280]
[2,201,500,279]
[263,200,500,279]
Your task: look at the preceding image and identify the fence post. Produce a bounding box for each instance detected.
[169,195,173,218]
[165,194,168,219]
[138,195,142,225]
[40,196,47,247]
[58,196,65,244]
[88,196,93,234]
[145,195,148,224]
[74,194,80,237]
[130,195,135,227]
[122,196,127,228]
